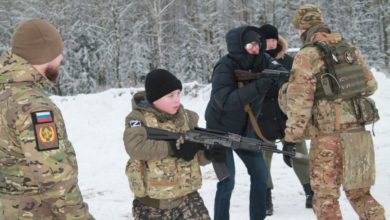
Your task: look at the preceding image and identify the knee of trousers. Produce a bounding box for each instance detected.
[345,188,370,200]
[247,161,268,179]
[217,176,235,192]
[313,187,341,199]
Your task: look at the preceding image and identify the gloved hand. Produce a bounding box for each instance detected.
[282,142,296,168]
[255,78,273,94]
[170,140,204,161]
[205,145,227,163]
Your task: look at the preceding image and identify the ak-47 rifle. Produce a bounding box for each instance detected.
[146,126,308,181]
[234,69,290,83]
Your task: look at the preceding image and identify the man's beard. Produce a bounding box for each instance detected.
[44,64,60,82]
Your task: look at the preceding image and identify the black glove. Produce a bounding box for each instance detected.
[170,140,204,161]
[205,145,227,163]
[255,78,273,93]
[282,142,296,168]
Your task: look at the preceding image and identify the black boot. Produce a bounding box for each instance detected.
[266,188,273,216]
[303,183,313,208]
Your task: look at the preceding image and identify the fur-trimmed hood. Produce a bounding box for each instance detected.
[275,36,289,60]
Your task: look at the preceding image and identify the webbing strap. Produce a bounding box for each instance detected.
[238,81,273,144]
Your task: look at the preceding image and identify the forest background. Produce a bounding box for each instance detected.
[0,0,389,95]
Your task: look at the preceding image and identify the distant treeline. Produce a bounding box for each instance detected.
[1,0,389,95]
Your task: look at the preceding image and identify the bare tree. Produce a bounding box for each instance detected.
[1,0,388,94]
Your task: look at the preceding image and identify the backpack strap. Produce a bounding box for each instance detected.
[303,41,338,78]
[312,41,337,77]
[303,41,343,99]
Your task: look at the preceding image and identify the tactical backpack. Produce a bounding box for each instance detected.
[306,39,379,125]
[305,40,366,100]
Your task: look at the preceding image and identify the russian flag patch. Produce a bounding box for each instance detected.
[32,111,54,123]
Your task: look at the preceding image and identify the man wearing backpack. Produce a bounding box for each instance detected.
[281,4,386,219]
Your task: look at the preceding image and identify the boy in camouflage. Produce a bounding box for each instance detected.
[0,19,94,219]
[282,4,386,220]
[123,69,225,220]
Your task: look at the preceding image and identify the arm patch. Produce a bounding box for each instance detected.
[128,120,142,127]
[31,111,59,151]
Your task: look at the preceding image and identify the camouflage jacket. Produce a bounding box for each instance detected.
[123,91,209,199]
[284,31,377,143]
[0,53,79,196]
[123,91,209,163]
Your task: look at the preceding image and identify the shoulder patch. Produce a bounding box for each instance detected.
[32,111,54,123]
[272,60,280,65]
[128,120,142,128]
[31,111,59,151]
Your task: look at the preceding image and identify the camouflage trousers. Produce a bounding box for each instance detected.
[0,185,94,220]
[132,191,210,220]
[310,135,386,220]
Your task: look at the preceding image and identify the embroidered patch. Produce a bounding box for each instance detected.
[35,111,53,123]
[31,111,59,151]
[129,120,141,127]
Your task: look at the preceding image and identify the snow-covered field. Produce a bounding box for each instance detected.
[52,70,389,219]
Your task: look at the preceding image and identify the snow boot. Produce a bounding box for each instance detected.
[303,183,313,208]
[266,188,274,216]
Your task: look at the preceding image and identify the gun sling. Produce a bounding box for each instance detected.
[237,81,274,144]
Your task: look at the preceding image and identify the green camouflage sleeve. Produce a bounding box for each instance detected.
[10,99,77,191]
[123,110,172,160]
[284,47,323,143]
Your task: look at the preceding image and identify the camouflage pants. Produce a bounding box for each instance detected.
[0,185,94,220]
[310,135,385,220]
[132,192,210,220]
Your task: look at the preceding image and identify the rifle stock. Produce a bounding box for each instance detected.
[145,126,308,181]
[234,69,290,82]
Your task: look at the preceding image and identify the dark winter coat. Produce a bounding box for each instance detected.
[257,36,293,141]
[268,36,294,70]
[205,25,286,135]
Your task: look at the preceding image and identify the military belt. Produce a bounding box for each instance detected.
[136,191,196,209]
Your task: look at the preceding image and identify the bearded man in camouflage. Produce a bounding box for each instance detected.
[281,4,386,220]
[0,19,94,219]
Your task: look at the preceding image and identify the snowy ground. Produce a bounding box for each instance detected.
[52,70,390,219]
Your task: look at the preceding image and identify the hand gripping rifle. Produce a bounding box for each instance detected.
[146,127,308,181]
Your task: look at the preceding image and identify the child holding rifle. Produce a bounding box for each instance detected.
[123,69,225,220]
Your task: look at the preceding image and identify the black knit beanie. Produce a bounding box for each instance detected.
[242,30,261,45]
[259,24,279,39]
[145,69,182,103]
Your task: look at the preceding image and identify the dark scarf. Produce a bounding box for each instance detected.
[266,44,282,58]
